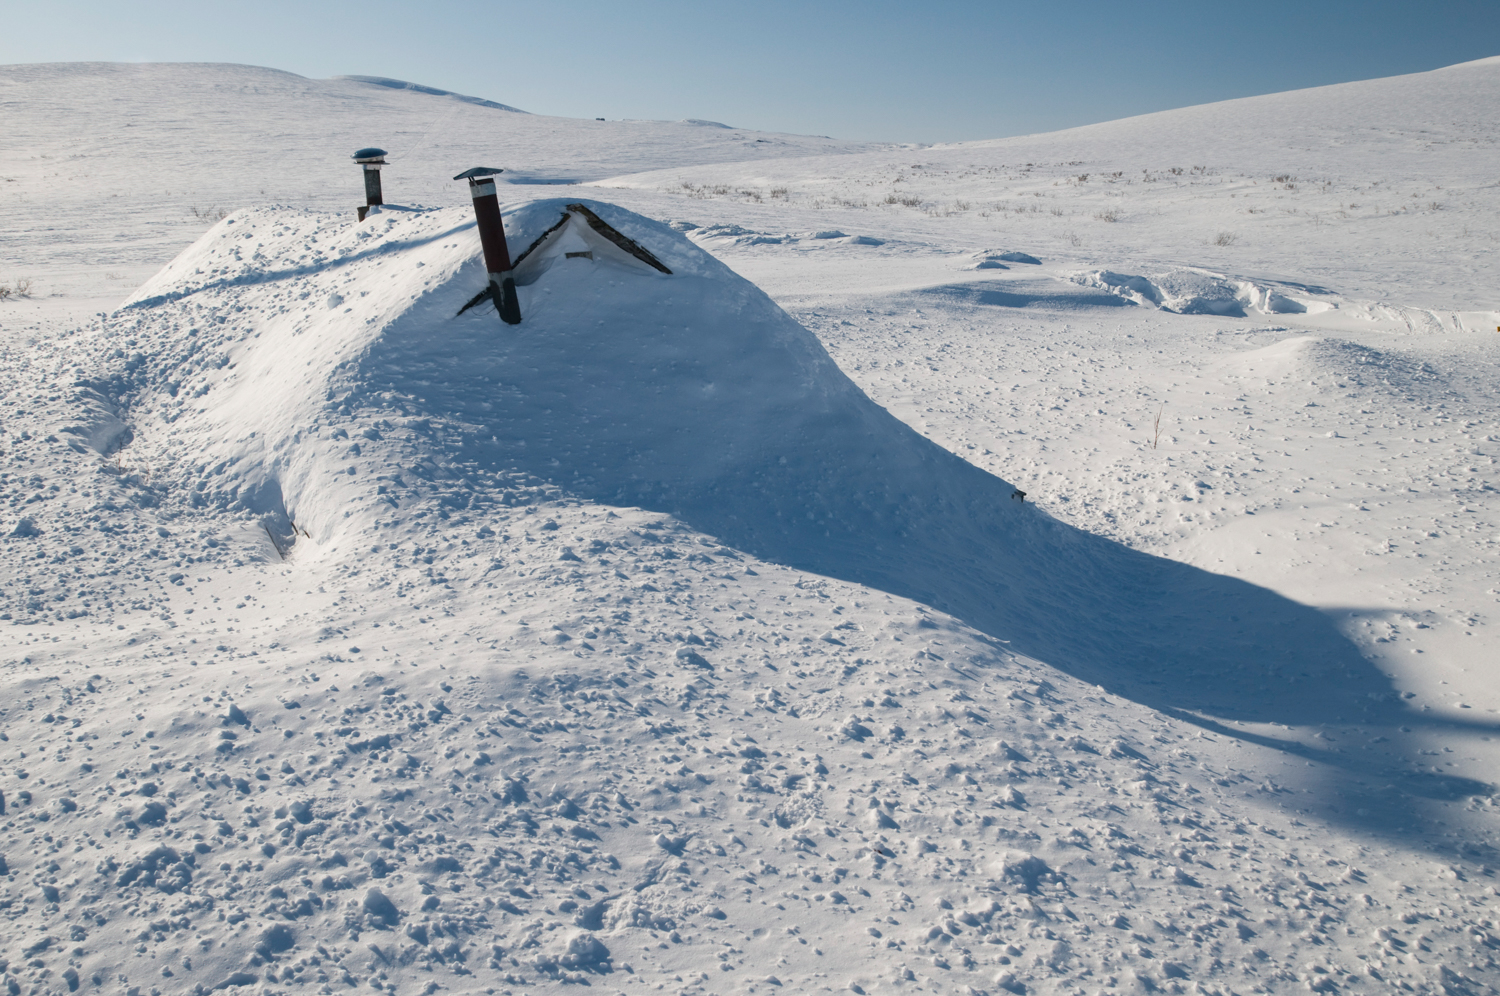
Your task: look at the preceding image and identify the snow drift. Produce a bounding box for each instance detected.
[103,198,1431,744]
[1074,268,1339,318]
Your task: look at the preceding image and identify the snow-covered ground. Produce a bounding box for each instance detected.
[1,57,1499,996]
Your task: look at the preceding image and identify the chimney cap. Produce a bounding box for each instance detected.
[352,147,389,163]
[453,166,505,180]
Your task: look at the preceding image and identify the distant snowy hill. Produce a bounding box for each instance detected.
[0,62,878,279]
[970,54,1500,176]
[605,54,1500,314]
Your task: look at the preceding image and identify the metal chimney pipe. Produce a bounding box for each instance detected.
[454,167,521,325]
[352,147,388,222]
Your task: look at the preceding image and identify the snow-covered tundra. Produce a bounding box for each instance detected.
[1,56,1498,996]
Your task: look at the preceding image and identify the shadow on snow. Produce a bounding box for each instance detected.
[358,216,1493,841]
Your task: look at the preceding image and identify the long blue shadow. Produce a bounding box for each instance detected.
[351,205,1494,836]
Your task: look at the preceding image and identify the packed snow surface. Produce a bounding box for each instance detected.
[2,57,1500,996]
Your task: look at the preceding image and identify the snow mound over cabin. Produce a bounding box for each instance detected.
[105,199,1396,730]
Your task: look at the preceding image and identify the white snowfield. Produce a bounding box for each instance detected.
[1,57,1499,996]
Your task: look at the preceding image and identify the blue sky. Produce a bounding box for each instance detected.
[6,0,1498,143]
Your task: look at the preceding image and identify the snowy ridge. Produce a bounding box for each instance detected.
[334,76,528,114]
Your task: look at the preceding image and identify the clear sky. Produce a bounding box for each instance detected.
[5,0,1498,144]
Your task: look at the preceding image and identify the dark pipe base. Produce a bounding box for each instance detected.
[497,275,522,325]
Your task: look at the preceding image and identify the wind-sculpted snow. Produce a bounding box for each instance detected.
[102,200,1433,742]
[1072,270,1340,319]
